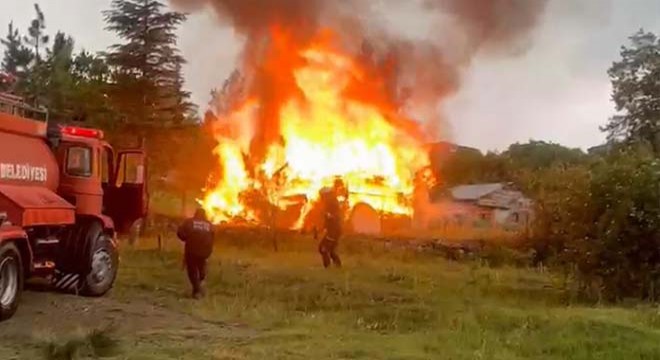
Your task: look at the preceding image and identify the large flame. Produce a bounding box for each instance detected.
[201,29,430,228]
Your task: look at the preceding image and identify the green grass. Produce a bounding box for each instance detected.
[40,327,120,360]
[108,233,660,360]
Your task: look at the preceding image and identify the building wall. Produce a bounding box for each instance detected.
[493,208,511,224]
[414,190,532,232]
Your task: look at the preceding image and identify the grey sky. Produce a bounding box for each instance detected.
[1,0,659,151]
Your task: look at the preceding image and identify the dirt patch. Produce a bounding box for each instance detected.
[0,289,255,359]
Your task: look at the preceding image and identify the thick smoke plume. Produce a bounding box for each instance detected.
[172,0,548,157]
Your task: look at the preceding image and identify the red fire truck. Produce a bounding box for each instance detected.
[0,93,148,321]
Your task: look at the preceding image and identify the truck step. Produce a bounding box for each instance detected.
[53,270,81,292]
[32,261,55,276]
[33,261,55,269]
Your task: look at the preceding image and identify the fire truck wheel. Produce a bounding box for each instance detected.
[0,242,23,321]
[80,224,118,297]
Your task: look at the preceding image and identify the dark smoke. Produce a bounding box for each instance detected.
[423,0,549,56]
[171,0,353,43]
[171,0,548,154]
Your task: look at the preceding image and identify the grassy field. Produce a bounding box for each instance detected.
[107,232,660,360]
[4,232,660,359]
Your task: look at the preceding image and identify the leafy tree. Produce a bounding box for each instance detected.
[429,140,588,194]
[103,0,195,127]
[605,30,660,154]
[503,140,587,170]
[68,50,116,126]
[157,124,216,214]
[568,149,660,300]
[520,164,592,265]
[429,143,484,188]
[525,145,660,301]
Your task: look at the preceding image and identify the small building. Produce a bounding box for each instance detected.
[450,183,532,226]
[413,182,532,232]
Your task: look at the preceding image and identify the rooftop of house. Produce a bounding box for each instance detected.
[446,183,531,209]
[450,183,505,201]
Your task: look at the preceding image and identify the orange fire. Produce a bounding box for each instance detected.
[201,29,430,228]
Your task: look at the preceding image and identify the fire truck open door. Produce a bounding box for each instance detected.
[103,149,149,233]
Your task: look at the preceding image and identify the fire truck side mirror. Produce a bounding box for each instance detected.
[46,121,62,149]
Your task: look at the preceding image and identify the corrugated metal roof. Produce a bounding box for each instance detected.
[477,190,521,208]
[450,183,504,201]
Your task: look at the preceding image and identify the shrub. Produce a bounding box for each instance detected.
[567,149,660,300]
[531,147,660,301]
[520,163,592,266]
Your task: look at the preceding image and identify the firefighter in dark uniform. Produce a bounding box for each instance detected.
[177,208,215,298]
[318,187,342,268]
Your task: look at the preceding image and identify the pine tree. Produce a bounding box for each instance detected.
[44,32,76,120]
[14,4,52,105]
[212,69,244,115]
[1,21,34,92]
[24,4,49,62]
[156,55,196,124]
[103,0,195,127]
[1,21,33,74]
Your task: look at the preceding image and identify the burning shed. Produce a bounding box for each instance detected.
[199,31,431,230]
[169,0,550,233]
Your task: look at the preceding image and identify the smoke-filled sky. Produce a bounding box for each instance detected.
[1,0,659,152]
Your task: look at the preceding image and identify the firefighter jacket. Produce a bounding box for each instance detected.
[177,218,215,259]
[323,197,342,241]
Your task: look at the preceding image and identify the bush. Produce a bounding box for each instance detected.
[532,148,660,301]
[569,150,660,300]
[520,163,592,266]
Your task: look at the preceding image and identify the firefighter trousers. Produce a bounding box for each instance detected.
[185,253,207,297]
[318,237,341,268]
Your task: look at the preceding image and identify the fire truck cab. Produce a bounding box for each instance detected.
[0,93,148,321]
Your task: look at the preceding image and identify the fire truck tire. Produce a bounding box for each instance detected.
[0,242,23,321]
[79,222,118,297]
